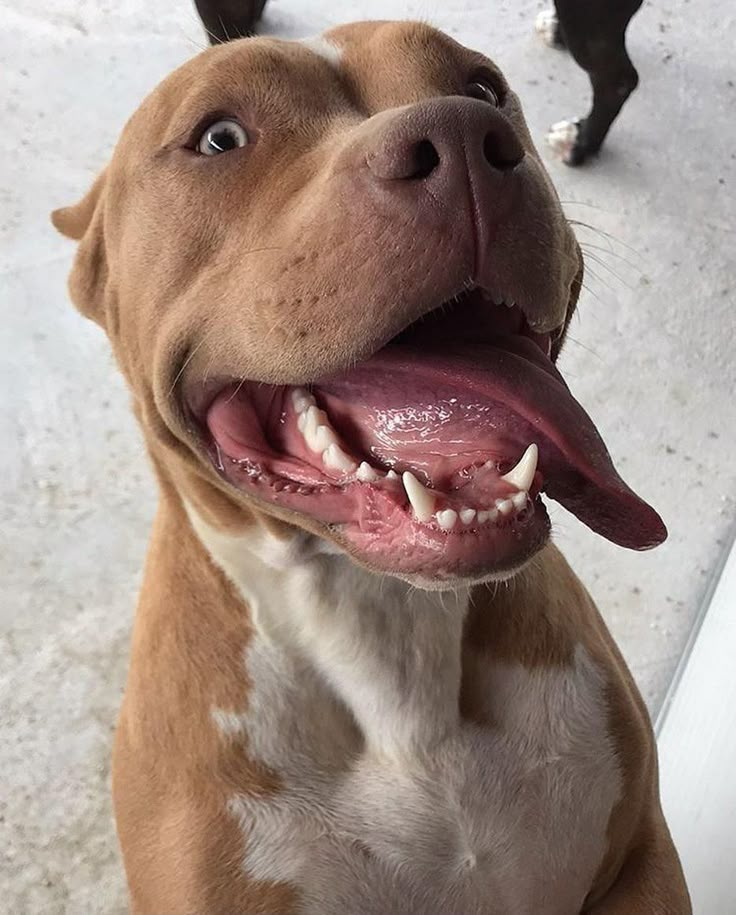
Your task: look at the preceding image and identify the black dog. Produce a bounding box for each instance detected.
[536,0,643,164]
[193,0,643,165]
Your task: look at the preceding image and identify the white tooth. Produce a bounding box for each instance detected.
[459,508,476,525]
[402,471,435,522]
[500,443,538,492]
[436,509,458,531]
[386,470,399,481]
[302,405,321,438]
[506,300,516,308]
[323,443,357,473]
[357,461,380,482]
[477,508,498,524]
[313,424,338,452]
[291,388,315,414]
[303,406,330,451]
[511,491,528,510]
[496,498,514,516]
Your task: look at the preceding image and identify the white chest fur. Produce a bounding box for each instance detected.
[189,510,621,915]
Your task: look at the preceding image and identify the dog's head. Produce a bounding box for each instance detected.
[53,21,665,585]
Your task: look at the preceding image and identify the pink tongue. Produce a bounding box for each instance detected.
[317,340,667,550]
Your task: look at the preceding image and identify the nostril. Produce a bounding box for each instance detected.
[409,139,441,179]
[483,131,524,171]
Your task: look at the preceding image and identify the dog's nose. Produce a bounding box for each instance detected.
[364,96,525,184]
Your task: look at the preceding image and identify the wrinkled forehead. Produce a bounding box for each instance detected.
[123,21,508,149]
[325,20,508,107]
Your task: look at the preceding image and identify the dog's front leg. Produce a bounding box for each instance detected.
[546,0,642,164]
[585,815,691,914]
[193,0,267,44]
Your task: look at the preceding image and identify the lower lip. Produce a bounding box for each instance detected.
[339,496,550,580]
[212,446,550,580]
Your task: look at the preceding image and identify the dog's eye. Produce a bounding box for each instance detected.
[465,80,500,107]
[197,119,249,156]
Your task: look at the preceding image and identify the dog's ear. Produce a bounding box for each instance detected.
[51,170,109,326]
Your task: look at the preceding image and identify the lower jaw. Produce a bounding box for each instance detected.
[212,450,551,583]
[338,502,551,583]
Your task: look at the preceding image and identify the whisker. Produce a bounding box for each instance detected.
[558,200,606,211]
[179,10,217,51]
[193,15,221,47]
[578,279,607,307]
[226,376,247,405]
[568,219,641,258]
[168,333,209,398]
[579,252,633,292]
[562,334,602,361]
[578,241,642,275]
[181,32,208,53]
[218,15,231,43]
[573,258,615,293]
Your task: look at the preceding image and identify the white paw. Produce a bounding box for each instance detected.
[535,8,559,47]
[547,118,580,162]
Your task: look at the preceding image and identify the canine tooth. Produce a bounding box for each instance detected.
[402,471,435,522]
[511,491,528,510]
[500,443,538,492]
[496,498,514,516]
[323,443,357,473]
[313,424,338,452]
[291,388,315,414]
[386,470,399,481]
[459,508,476,524]
[436,509,458,530]
[357,461,380,483]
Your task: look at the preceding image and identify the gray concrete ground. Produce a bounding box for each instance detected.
[1,0,734,910]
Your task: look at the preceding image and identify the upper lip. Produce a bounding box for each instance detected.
[181,283,560,429]
[387,283,560,359]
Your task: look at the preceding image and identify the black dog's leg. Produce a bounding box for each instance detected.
[546,0,643,165]
[193,0,267,44]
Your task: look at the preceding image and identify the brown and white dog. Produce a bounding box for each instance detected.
[53,21,690,914]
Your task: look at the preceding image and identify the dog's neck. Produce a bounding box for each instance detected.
[186,502,470,757]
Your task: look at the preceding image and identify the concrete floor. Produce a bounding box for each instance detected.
[1,0,734,910]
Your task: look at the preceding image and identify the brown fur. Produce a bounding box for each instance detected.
[53,22,689,913]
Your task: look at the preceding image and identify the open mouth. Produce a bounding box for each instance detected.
[195,287,666,581]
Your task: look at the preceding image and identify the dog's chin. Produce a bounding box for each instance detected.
[183,288,667,579]
[329,518,551,590]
